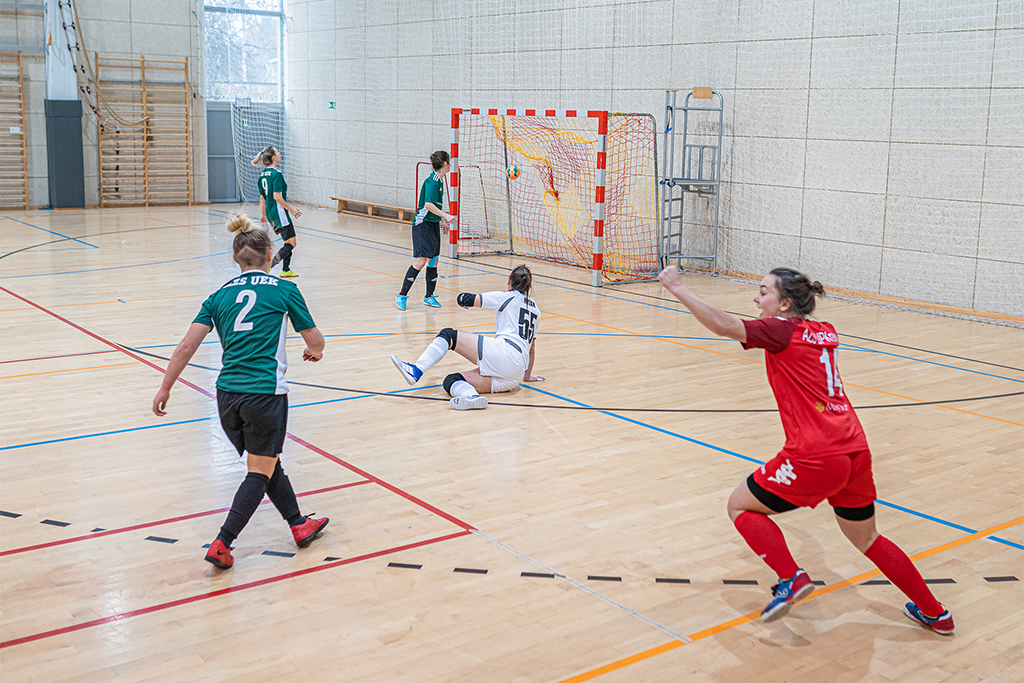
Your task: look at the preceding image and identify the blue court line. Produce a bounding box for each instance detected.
[0,251,232,279]
[838,344,1023,384]
[520,383,1024,551]
[295,228,1024,384]
[0,384,441,452]
[4,216,99,249]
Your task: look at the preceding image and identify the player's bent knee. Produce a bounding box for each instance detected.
[437,327,458,349]
[443,373,465,395]
[833,503,875,521]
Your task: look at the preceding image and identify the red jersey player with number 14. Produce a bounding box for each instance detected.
[658,265,953,634]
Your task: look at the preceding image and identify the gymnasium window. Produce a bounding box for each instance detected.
[203,0,284,103]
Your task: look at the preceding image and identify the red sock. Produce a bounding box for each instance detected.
[733,511,800,579]
[864,535,944,617]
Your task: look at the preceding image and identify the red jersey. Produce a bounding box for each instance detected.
[742,317,869,459]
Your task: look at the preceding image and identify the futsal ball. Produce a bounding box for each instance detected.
[506,164,521,180]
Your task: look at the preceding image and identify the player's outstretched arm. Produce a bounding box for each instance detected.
[523,341,544,382]
[153,322,212,416]
[658,266,746,343]
[457,292,480,308]
[299,326,325,362]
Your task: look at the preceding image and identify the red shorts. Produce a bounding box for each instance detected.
[751,449,877,509]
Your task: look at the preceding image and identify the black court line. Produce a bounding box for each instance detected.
[263,550,296,558]
[0,511,21,518]
[144,536,177,544]
[453,567,488,575]
[588,575,622,582]
[655,578,690,584]
[812,580,827,586]
[924,578,956,584]
[984,576,1019,582]
[522,572,555,578]
[119,345,1024,415]
[90,528,105,533]
[387,562,422,570]
[40,520,70,527]
[723,580,758,585]
[324,556,341,562]
[863,580,892,585]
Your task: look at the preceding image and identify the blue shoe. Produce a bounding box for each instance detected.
[390,355,423,385]
[395,294,407,311]
[760,569,814,622]
[423,295,441,308]
[904,602,955,635]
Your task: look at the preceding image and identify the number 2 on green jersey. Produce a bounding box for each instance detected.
[234,290,257,331]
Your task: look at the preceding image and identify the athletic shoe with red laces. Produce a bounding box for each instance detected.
[205,539,234,569]
[761,568,815,622]
[904,602,955,635]
[291,515,329,547]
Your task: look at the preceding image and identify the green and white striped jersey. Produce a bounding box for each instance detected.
[259,167,291,229]
[193,270,315,394]
[414,171,444,224]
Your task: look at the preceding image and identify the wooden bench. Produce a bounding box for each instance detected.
[331,197,414,223]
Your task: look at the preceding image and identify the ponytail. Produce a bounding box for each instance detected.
[769,267,825,317]
[509,264,532,296]
[251,145,277,167]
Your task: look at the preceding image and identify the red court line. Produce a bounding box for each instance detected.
[2,287,476,533]
[0,350,117,365]
[0,286,213,398]
[0,480,372,557]
[0,529,471,649]
[286,434,476,532]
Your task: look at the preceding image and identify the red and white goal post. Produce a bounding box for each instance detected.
[447,108,660,286]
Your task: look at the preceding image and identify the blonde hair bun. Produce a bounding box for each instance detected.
[226,213,254,234]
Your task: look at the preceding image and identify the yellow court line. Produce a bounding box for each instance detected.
[560,515,1024,683]
[543,313,1023,427]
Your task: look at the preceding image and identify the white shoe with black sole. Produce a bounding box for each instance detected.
[450,395,488,410]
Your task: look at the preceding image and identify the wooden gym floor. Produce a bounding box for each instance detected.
[1,205,1022,682]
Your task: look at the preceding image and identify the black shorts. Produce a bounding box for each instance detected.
[217,390,288,457]
[412,221,441,259]
[273,223,296,241]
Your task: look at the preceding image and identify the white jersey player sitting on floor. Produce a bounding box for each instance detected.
[391,264,545,410]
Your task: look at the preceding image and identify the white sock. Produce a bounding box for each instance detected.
[449,380,480,399]
[414,337,449,372]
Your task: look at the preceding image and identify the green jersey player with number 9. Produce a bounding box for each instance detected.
[254,145,302,278]
[152,214,327,570]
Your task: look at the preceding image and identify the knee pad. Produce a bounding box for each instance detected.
[437,327,458,350]
[427,256,439,268]
[443,372,466,395]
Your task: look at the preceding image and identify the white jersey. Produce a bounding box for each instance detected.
[480,290,539,352]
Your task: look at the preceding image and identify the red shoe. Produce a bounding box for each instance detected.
[205,539,234,569]
[291,515,329,547]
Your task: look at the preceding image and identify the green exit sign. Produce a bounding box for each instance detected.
[328,101,336,109]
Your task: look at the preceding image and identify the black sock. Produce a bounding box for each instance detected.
[400,266,421,296]
[425,266,438,297]
[266,460,304,527]
[276,243,293,269]
[216,471,270,546]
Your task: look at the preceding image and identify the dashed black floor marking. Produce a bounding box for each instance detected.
[812,580,826,586]
[40,519,70,527]
[984,576,1019,582]
[144,536,177,544]
[0,510,21,518]
[863,580,891,585]
[588,575,622,582]
[522,572,555,578]
[388,562,422,570]
[324,556,341,562]
[90,528,105,532]
[924,578,956,584]
[263,550,295,558]
[656,578,690,584]
[453,567,487,574]
[723,579,758,585]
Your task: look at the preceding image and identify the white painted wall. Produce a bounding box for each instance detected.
[283,0,1023,316]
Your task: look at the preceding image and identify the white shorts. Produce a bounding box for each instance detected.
[477,335,528,393]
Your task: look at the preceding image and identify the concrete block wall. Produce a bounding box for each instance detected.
[283,0,1022,316]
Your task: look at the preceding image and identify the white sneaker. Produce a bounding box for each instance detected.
[450,395,488,410]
